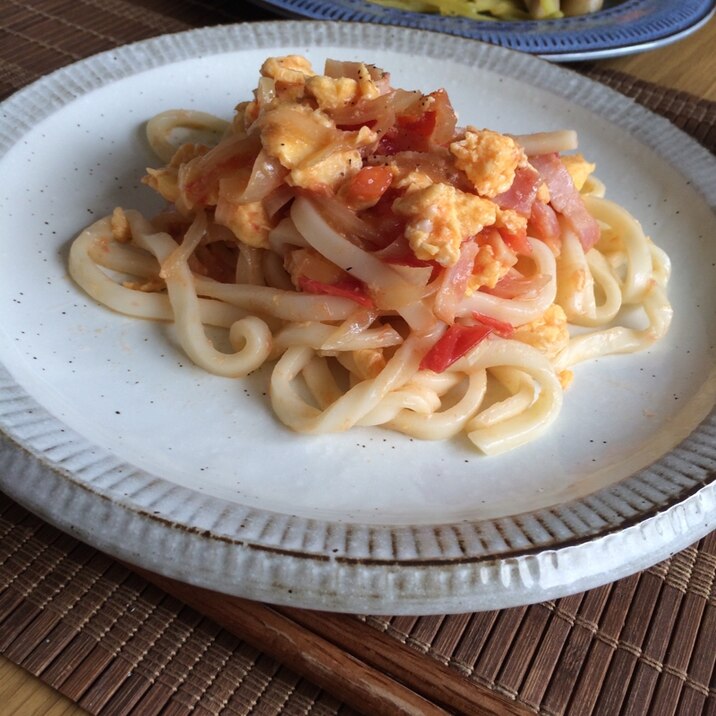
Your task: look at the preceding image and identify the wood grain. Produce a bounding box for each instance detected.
[600,17,716,101]
[0,656,87,716]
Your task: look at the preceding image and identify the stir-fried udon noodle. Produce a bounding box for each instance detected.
[69,56,672,455]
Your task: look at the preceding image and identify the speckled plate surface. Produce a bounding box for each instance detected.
[250,0,716,61]
[0,22,714,614]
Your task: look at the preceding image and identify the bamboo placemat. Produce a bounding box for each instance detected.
[1,2,715,715]
[1,491,715,715]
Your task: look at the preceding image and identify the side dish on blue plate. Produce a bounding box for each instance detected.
[371,0,605,21]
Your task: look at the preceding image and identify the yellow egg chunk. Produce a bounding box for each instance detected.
[288,149,363,192]
[260,104,336,168]
[214,195,274,249]
[260,55,316,84]
[305,75,360,110]
[561,153,596,191]
[393,183,497,267]
[450,128,526,198]
[513,304,570,357]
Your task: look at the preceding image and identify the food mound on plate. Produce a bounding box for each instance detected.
[69,55,672,455]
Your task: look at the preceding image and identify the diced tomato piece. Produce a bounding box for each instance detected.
[472,312,514,338]
[420,323,492,373]
[342,166,393,207]
[427,89,458,145]
[378,110,437,154]
[298,276,374,308]
[497,226,532,256]
[396,109,436,136]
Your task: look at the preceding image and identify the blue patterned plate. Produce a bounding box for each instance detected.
[250,0,716,60]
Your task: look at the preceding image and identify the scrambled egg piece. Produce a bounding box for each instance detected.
[495,208,527,237]
[260,55,316,85]
[261,104,375,190]
[261,104,336,168]
[241,57,319,122]
[355,63,382,100]
[561,154,596,191]
[450,128,526,198]
[288,149,363,192]
[306,76,360,110]
[215,182,274,249]
[392,183,497,267]
[558,370,574,390]
[260,104,375,177]
[466,231,516,292]
[536,181,551,204]
[392,168,435,192]
[301,61,382,111]
[513,304,570,358]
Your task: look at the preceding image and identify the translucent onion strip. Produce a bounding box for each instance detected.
[270,321,402,357]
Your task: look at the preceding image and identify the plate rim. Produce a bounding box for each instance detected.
[0,20,714,614]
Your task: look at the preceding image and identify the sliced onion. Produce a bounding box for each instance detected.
[239,149,288,204]
[263,184,295,218]
[482,269,551,299]
[310,194,378,246]
[324,59,384,82]
[330,92,394,126]
[389,264,434,287]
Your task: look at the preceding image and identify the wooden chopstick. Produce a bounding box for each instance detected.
[277,606,532,716]
[131,566,532,715]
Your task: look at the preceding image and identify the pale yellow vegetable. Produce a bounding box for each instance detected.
[370,0,605,21]
[561,0,604,16]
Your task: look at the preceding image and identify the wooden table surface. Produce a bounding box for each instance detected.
[1,11,714,716]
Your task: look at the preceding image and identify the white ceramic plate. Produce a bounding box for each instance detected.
[0,21,714,615]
